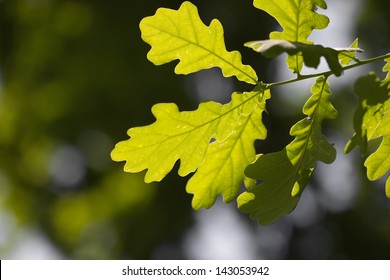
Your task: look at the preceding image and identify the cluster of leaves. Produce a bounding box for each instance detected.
[111,0,390,225]
[345,58,390,198]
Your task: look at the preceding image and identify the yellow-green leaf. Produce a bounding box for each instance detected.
[111,86,269,209]
[140,1,258,84]
[187,89,270,209]
[345,59,390,197]
[252,0,329,73]
[238,76,337,225]
[339,38,360,66]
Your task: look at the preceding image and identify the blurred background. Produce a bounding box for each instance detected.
[1,0,390,259]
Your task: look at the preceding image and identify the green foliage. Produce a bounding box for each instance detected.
[252,0,329,73]
[238,77,338,224]
[112,0,390,225]
[345,58,390,198]
[139,1,258,84]
[338,38,360,66]
[0,0,195,259]
[245,39,362,76]
[112,87,269,209]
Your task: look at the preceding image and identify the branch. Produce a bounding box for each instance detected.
[265,53,390,89]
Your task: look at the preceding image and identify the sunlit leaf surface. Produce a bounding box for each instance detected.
[252,0,329,73]
[238,77,338,225]
[140,1,258,84]
[112,86,269,208]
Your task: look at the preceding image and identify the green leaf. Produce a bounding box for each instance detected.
[187,89,270,209]
[345,59,390,196]
[339,38,360,66]
[139,1,258,84]
[252,0,329,73]
[111,86,269,209]
[238,76,337,225]
[384,57,390,80]
[245,39,362,76]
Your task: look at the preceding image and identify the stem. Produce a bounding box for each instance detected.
[265,53,390,89]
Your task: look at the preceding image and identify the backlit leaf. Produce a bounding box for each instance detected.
[345,58,390,197]
[252,0,329,73]
[238,76,337,225]
[112,86,269,208]
[339,38,360,66]
[187,89,270,209]
[140,1,258,84]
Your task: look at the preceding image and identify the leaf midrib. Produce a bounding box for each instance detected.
[132,91,263,151]
[290,77,328,192]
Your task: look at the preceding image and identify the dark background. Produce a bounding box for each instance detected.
[0,0,389,259]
